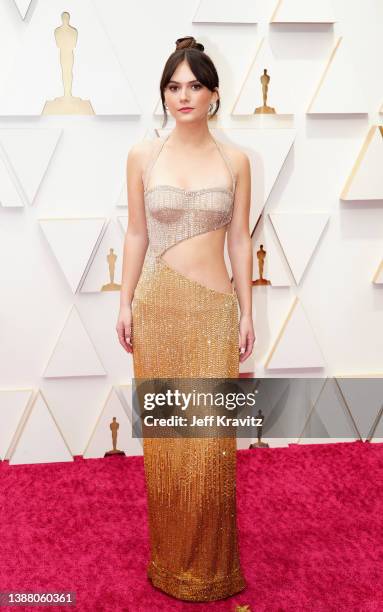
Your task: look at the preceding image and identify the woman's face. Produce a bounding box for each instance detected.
[164,59,218,123]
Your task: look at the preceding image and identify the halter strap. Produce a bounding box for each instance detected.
[142,135,169,191]
[143,132,236,193]
[210,134,236,193]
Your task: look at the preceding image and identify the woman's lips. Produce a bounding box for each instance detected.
[179,108,193,113]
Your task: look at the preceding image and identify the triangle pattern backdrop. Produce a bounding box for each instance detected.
[39,217,106,293]
[270,0,336,23]
[43,305,106,379]
[83,387,142,459]
[232,37,297,115]
[370,407,383,442]
[341,126,383,200]
[298,379,361,442]
[12,0,32,20]
[269,211,329,285]
[0,129,62,204]
[10,391,73,465]
[80,220,124,293]
[0,0,140,116]
[307,37,368,114]
[252,216,293,287]
[0,154,23,208]
[265,297,326,369]
[337,378,383,441]
[0,389,33,460]
[192,0,259,23]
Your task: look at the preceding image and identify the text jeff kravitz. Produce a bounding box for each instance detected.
[143,415,263,427]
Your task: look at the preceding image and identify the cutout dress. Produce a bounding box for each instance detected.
[131,132,246,601]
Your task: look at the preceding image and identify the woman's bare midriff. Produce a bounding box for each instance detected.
[160,226,233,294]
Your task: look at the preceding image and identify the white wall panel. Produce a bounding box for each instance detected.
[307,37,369,114]
[341,126,383,200]
[0,128,62,204]
[193,0,259,23]
[9,390,73,464]
[265,297,326,370]
[80,220,124,293]
[13,0,32,20]
[39,217,106,293]
[0,154,23,207]
[271,0,336,23]
[269,211,329,284]
[0,0,140,116]
[0,0,382,460]
[0,389,33,459]
[83,387,142,458]
[42,305,106,378]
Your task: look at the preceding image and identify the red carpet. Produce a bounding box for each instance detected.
[1,441,382,611]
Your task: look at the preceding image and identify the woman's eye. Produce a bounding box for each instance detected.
[167,84,202,92]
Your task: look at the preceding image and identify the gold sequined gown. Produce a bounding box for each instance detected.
[131,133,246,602]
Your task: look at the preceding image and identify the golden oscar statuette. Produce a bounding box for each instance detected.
[101,248,121,291]
[249,409,269,449]
[104,417,125,457]
[252,244,271,286]
[42,11,95,115]
[254,68,276,114]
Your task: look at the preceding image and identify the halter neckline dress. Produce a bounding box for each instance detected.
[131,132,247,602]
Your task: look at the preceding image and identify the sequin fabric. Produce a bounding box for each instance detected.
[131,133,247,601]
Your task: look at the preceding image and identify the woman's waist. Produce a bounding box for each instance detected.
[162,247,227,273]
[159,251,233,296]
[135,246,236,301]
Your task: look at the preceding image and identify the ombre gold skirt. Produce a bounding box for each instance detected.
[131,255,246,602]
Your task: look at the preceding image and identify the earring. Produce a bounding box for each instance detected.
[208,102,217,116]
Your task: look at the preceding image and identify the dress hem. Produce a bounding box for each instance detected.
[147,560,247,602]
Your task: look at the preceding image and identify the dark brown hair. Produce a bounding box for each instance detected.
[160,36,220,128]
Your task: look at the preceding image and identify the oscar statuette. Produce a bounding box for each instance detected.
[104,417,125,457]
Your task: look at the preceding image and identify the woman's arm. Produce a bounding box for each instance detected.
[119,142,149,307]
[116,142,149,353]
[226,150,255,362]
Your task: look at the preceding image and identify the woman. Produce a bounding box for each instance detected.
[116,36,255,602]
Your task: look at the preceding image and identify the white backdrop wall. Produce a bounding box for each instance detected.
[0,0,382,463]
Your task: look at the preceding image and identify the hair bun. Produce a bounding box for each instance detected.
[175,36,204,52]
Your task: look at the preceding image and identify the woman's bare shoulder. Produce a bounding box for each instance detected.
[221,140,249,163]
[127,137,159,175]
[219,140,250,180]
[128,137,157,159]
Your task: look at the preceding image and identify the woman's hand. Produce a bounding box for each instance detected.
[239,313,255,363]
[116,305,133,354]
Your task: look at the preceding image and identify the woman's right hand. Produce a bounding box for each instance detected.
[116,305,133,354]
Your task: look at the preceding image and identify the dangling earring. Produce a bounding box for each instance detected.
[208,101,217,116]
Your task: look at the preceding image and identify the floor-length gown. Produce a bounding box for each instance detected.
[131,132,247,602]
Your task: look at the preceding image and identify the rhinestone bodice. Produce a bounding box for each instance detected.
[144,184,234,257]
[142,133,236,259]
